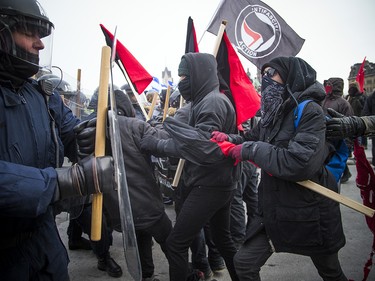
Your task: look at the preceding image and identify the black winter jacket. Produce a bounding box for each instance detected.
[157,53,240,189]
[242,59,345,256]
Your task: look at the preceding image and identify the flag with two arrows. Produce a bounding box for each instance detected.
[207,0,305,69]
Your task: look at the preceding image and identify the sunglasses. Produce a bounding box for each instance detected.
[262,67,277,78]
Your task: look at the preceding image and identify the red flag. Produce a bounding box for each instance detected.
[356,57,366,93]
[207,0,304,69]
[353,140,375,281]
[185,17,199,53]
[216,31,261,126]
[100,24,152,94]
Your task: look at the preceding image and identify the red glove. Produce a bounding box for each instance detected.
[228,144,243,160]
[211,131,229,142]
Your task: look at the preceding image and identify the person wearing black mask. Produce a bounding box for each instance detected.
[212,57,348,281]
[140,52,241,281]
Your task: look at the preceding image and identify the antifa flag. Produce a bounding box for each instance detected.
[356,57,366,93]
[100,24,153,94]
[185,17,199,53]
[207,0,305,69]
[217,31,260,125]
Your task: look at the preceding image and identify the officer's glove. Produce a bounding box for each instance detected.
[74,118,97,159]
[55,155,114,201]
[326,108,366,139]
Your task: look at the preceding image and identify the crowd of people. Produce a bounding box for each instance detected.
[1,1,374,281]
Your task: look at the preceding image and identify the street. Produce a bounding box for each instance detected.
[56,148,375,281]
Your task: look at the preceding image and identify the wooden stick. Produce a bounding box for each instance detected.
[75,68,81,118]
[298,180,374,217]
[162,86,171,121]
[91,46,111,241]
[147,91,159,120]
[172,20,227,189]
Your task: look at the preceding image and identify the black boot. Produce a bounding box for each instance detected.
[97,253,123,278]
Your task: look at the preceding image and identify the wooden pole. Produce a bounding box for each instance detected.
[162,86,171,121]
[172,20,227,189]
[298,180,374,217]
[75,68,82,118]
[91,46,111,241]
[147,91,159,120]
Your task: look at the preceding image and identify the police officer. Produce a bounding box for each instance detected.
[0,1,114,280]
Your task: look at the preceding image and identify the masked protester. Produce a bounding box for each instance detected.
[139,53,241,281]
[212,57,348,281]
[0,1,114,280]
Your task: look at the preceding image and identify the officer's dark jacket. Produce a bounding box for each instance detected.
[0,78,79,262]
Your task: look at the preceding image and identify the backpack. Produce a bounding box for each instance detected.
[294,100,349,183]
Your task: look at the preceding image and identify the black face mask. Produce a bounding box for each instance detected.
[178,76,192,102]
[9,53,39,80]
[260,76,286,127]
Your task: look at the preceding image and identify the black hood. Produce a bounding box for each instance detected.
[180,52,220,104]
[261,56,317,93]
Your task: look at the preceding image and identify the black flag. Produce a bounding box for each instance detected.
[207,0,305,69]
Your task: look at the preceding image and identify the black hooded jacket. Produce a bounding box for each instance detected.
[322,77,354,117]
[157,53,240,188]
[243,57,346,255]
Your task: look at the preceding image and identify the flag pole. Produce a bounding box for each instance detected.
[172,20,227,189]
[91,46,111,241]
[147,91,159,120]
[117,62,150,121]
[162,86,171,121]
[298,180,374,217]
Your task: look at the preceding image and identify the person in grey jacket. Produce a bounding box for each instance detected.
[213,57,348,281]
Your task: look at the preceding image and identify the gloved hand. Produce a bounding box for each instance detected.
[55,155,114,201]
[326,108,344,118]
[228,144,243,161]
[326,108,366,139]
[211,131,229,142]
[74,118,97,159]
[140,135,160,155]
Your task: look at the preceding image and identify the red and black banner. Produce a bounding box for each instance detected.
[100,24,152,94]
[185,17,199,54]
[217,31,260,126]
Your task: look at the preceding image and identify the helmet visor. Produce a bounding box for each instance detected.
[0,15,54,71]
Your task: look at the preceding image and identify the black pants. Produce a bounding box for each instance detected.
[136,212,172,278]
[166,185,239,281]
[68,204,112,258]
[234,230,348,281]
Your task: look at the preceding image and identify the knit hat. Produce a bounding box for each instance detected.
[178,56,190,77]
[261,57,289,83]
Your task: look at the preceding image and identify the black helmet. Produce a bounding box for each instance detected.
[0,0,54,75]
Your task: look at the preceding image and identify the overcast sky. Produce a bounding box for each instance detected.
[38,0,375,96]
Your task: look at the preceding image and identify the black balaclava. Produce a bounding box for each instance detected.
[178,56,192,102]
[348,83,360,96]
